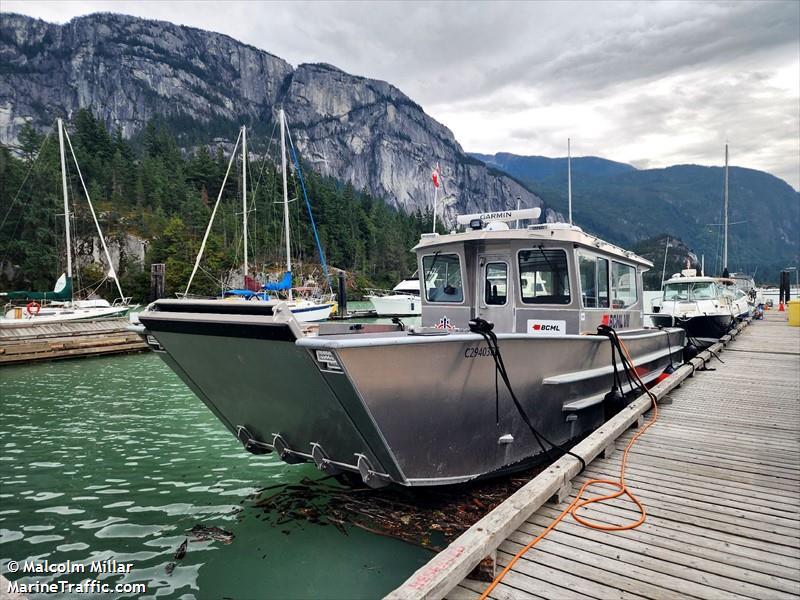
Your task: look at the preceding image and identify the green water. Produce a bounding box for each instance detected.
[0,351,429,599]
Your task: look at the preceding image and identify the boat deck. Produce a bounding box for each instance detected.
[387,312,800,599]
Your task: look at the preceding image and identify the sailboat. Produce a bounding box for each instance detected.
[1,119,135,327]
[184,111,334,323]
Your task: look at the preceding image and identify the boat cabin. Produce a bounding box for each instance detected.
[413,209,652,334]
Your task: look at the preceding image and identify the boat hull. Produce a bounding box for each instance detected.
[290,302,334,323]
[0,304,133,327]
[140,302,684,487]
[651,313,733,343]
[365,294,421,316]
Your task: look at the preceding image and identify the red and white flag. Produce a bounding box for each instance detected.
[431,164,441,189]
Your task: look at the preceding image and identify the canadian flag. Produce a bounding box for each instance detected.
[431,164,441,188]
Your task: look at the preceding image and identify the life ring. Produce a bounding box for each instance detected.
[26,301,41,316]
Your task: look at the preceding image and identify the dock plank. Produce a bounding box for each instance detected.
[389,314,800,600]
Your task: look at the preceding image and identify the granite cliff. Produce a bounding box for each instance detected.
[0,12,552,223]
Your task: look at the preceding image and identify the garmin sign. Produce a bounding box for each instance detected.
[456,207,542,225]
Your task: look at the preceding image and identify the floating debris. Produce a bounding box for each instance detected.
[251,466,546,551]
[173,538,188,560]
[188,524,235,544]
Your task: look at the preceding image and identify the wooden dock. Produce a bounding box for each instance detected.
[388,313,800,600]
[0,318,148,365]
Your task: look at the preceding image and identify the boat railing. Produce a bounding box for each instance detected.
[363,288,392,297]
[364,288,415,297]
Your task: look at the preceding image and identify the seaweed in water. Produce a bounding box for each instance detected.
[250,466,545,552]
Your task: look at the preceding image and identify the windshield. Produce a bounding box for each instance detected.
[663,281,717,301]
[422,253,463,303]
[518,249,570,305]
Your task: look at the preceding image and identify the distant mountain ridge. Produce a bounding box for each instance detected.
[0,12,553,223]
[471,152,799,281]
[470,152,636,182]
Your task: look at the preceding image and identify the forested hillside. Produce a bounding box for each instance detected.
[472,153,800,284]
[0,111,435,301]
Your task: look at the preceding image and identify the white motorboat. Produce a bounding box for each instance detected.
[366,278,422,316]
[650,270,736,342]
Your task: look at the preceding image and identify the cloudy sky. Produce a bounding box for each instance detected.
[5,0,800,188]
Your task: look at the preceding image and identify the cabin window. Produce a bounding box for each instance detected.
[423,253,464,303]
[484,262,508,305]
[579,255,610,308]
[598,258,610,307]
[611,262,638,308]
[518,249,570,305]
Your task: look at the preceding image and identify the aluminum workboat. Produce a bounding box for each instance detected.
[139,210,684,487]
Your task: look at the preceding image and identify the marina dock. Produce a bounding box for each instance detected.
[0,318,148,365]
[388,312,800,600]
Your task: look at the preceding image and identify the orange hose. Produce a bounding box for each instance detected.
[479,338,658,599]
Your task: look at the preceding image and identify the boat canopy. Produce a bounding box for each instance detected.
[0,274,73,301]
[262,271,292,291]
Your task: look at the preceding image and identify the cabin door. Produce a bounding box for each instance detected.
[477,255,514,332]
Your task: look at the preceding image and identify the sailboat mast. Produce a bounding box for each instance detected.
[723,144,729,273]
[567,138,573,225]
[242,125,248,280]
[279,109,293,301]
[57,119,72,279]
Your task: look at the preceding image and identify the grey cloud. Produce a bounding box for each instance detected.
[4,0,798,186]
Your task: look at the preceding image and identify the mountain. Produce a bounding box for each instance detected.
[476,153,799,282]
[470,152,636,182]
[0,12,553,223]
[631,235,700,290]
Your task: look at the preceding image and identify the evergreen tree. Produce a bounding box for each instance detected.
[0,111,436,301]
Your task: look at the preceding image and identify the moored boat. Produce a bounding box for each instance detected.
[139,209,684,488]
[365,277,423,316]
[650,270,736,342]
[182,112,334,323]
[1,119,136,327]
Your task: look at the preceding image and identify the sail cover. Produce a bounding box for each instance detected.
[223,289,269,300]
[0,274,73,301]
[262,271,292,291]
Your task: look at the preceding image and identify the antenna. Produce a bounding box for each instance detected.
[567,138,573,225]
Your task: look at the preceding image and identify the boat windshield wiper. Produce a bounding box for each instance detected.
[425,251,442,280]
[536,245,555,272]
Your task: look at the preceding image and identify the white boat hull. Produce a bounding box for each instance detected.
[366,294,421,316]
[1,304,133,327]
[290,302,334,323]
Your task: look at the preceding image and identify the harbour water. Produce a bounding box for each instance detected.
[0,348,429,599]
